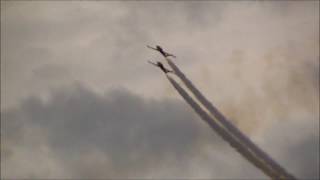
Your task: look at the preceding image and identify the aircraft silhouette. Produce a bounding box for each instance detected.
[148,61,173,74]
[147,45,176,58]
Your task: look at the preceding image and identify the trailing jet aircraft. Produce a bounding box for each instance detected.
[148,61,173,74]
[147,45,176,58]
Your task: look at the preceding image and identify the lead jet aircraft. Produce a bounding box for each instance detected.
[148,61,173,74]
[147,45,176,58]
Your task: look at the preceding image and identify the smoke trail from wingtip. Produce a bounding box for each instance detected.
[166,75,281,179]
[165,58,296,179]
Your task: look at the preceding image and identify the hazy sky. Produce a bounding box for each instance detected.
[1,1,319,179]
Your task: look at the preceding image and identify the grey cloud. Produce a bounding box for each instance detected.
[260,119,319,179]
[289,136,319,179]
[2,85,319,179]
[1,85,227,178]
[32,64,70,81]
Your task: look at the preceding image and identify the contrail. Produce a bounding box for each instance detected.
[166,75,280,179]
[165,58,296,179]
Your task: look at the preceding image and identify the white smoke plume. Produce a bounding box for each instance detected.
[165,58,296,179]
[166,75,283,179]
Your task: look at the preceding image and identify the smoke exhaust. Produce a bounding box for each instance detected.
[165,58,296,179]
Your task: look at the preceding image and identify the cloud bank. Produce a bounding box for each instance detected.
[2,85,318,179]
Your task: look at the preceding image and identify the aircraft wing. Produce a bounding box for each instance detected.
[147,45,157,51]
[148,60,158,66]
[167,53,177,58]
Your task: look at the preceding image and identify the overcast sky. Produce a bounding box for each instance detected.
[1,1,319,179]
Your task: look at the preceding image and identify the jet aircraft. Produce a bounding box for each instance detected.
[147,45,176,58]
[148,61,173,74]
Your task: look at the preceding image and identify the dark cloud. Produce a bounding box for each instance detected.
[2,85,318,179]
[1,85,224,178]
[290,136,319,179]
[260,119,319,180]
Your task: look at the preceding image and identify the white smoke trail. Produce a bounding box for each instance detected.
[165,58,296,179]
[166,75,280,179]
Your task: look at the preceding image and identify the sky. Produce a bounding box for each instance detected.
[1,1,319,179]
